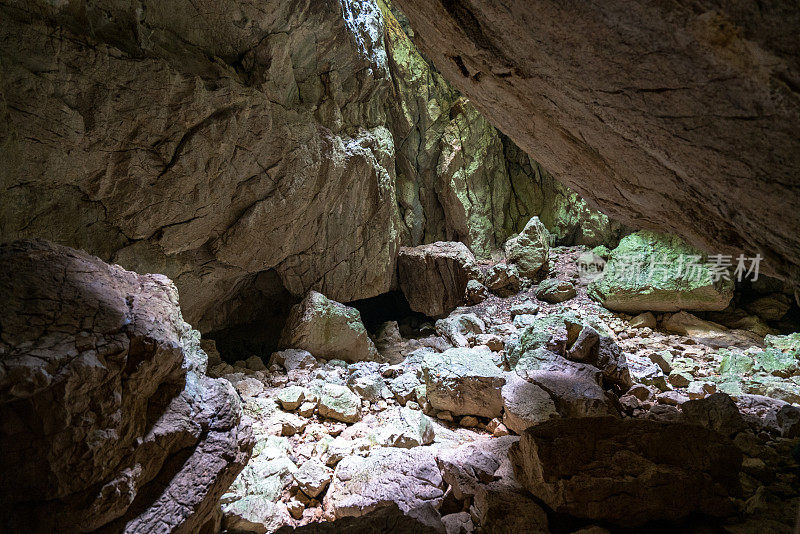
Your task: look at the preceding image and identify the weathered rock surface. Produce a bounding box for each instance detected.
[397,242,480,317]
[589,232,734,313]
[503,217,550,278]
[390,0,800,288]
[279,291,380,363]
[325,447,445,529]
[422,348,505,418]
[0,240,253,532]
[536,278,576,303]
[501,373,559,434]
[510,417,742,527]
[0,0,404,335]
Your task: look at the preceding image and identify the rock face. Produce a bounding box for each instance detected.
[589,231,734,312]
[0,0,622,345]
[390,0,800,288]
[510,417,742,527]
[397,242,480,317]
[0,240,253,532]
[279,291,380,363]
[0,0,401,336]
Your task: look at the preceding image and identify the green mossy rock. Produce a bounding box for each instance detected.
[588,231,734,312]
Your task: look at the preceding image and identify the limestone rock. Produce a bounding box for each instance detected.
[324,447,445,529]
[277,386,310,411]
[279,291,380,363]
[510,417,743,527]
[295,459,333,499]
[422,348,505,418]
[376,407,435,448]
[397,242,480,317]
[0,0,403,336]
[484,263,521,297]
[501,374,559,434]
[681,393,747,437]
[536,278,577,303]
[270,349,318,372]
[0,240,253,532]
[471,481,549,534]
[630,312,657,330]
[318,384,362,424]
[504,217,550,278]
[390,0,800,288]
[588,232,734,313]
[464,280,489,305]
[435,313,486,348]
[520,370,619,419]
[664,311,763,349]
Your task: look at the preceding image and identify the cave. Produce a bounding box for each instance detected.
[0,1,798,533]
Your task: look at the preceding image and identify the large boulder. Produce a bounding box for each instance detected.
[279,291,380,363]
[0,240,253,532]
[324,447,445,529]
[503,216,550,278]
[501,373,559,434]
[509,417,742,527]
[390,0,800,289]
[422,348,505,418]
[589,231,734,312]
[397,242,480,317]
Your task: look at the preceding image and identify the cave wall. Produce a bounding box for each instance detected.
[0,0,618,336]
[390,0,800,291]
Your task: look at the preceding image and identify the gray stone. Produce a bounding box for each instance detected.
[318,384,361,423]
[485,263,521,297]
[536,278,577,303]
[502,373,559,434]
[324,447,445,529]
[510,418,742,527]
[294,459,333,499]
[279,291,380,363]
[397,242,480,317]
[504,217,550,278]
[0,240,253,532]
[422,348,505,418]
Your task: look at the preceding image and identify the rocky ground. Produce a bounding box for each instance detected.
[209,246,800,534]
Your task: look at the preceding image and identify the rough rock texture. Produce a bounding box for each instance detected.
[0,240,253,532]
[279,291,380,363]
[397,242,480,317]
[422,348,505,418]
[0,0,404,337]
[324,447,445,529]
[0,0,625,346]
[510,417,742,527]
[501,373,559,434]
[589,232,735,312]
[381,3,615,257]
[503,217,549,278]
[390,0,800,288]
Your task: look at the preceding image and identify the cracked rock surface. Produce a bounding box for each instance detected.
[0,239,253,532]
[392,0,800,290]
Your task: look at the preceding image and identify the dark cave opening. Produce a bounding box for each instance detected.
[206,270,299,363]
[347,290,433,337]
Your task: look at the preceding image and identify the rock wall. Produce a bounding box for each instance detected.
[0,0,400,335]
[0,240,253,532]
[390,0,800,288]
[0,0,621,340]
